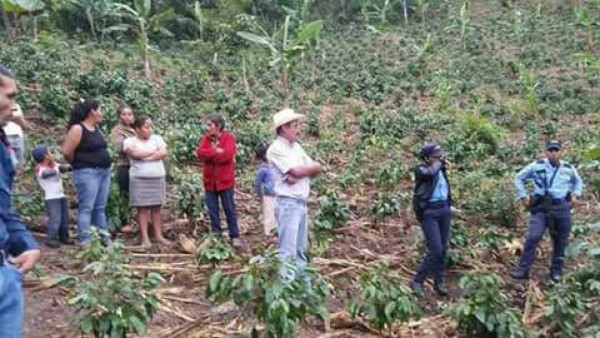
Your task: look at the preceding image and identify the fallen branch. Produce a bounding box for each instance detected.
[129,253,194,259]
[159,303,195,322]
[157,314,211,338]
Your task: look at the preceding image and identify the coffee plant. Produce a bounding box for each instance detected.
[196,234,234,266]
[446,272,527,338]
[105,175,133,234]
[205,251,330,338]
[61,230,163,338]
[348,262,421,332]
[4,0,600,336]
[312,188,351,247]
[172,172,205,221]
[371,192,405,221]
[543,278,587,337]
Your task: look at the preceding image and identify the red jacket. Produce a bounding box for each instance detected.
[195,131,236,192]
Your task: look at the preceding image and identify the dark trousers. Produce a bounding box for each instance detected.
[45,197,69,241]
[517,202,571,275]
[414,204,451,284]
[205,189,239,239]
[116,165,130,198]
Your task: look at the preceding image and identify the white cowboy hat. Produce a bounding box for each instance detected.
[272,108,305,132]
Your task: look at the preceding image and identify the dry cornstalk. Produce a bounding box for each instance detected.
[157,314,211,338]
[129,253,193,259]
[159,303,195,322]
[127,264,196,272]
[160,295,209,306]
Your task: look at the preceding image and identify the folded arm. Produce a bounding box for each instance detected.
[62,125,82,163]
[195,135,217,161]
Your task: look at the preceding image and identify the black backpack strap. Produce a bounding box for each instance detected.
[546,164,561,190]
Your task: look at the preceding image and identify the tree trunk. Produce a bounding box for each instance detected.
[242,57,251,96]
[141,24,151,80]
[586,27,595,53]
[33,14,38,40]
[1,9,14,41]
[86,9,97,41]
[282,68,290,108]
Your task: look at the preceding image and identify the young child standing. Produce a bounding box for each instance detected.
[253,142,276,238]
[32,145,73,248]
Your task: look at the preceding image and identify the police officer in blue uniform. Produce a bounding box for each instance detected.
[410,142,451,297]
[511,140,583,283]
[0,64,41,337]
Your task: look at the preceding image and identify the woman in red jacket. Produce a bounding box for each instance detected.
[195,114,243,248]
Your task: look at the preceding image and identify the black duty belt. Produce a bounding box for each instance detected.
[425,200,450,209]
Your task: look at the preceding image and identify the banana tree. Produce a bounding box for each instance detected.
[237,17,323,106]
[111,0,175,79]
[574,0,600,53]
[1,0,44,40]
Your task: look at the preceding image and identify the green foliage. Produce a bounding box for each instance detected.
[376,161,411,189]
[105,174,133,233]
[172,172,205,221]
[475,228,510,254]
[205,251,330,338]
[445,114,505,164]
[459,176,520,228]
[446,222,476,268]
[371,192,405,221]
[196,234,234,266]
[543,278,587,337]
[349,261,421,332]
[38,84,72,119]
[313,188,351,247]
[447,272,527,338]
[61,230,163,338]
[12,190,44,219]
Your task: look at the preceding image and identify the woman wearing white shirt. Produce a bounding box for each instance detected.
[123,116,169,248]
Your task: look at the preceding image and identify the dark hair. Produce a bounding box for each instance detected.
[132,115,152,129]
[207,114,225,131]
[67,99,100,129]
[255,142,269,162]
[0,64,14,85]
[117,105,132,116]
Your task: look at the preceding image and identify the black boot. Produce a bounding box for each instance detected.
[409,281,425,298]
[510,269,529,280]
[549,272,561,283]
[434,282,449,297]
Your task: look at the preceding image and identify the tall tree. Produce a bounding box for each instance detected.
[112,0,175,79]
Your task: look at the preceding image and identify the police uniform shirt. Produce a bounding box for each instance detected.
[514,158,583,200]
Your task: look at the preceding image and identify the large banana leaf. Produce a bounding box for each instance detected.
[288,20,322,48]
[2,0,44,13]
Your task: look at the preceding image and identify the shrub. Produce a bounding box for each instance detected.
[446,272,527,338]
[196,234,234,266]
[61,230,163,338]
[172,172,205,221]
[349,261,421,332]
[205,251,330,338]
[313,188,351,246]
[543,279,587,337]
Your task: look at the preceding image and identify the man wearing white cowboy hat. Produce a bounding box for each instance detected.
[267,108,321,282]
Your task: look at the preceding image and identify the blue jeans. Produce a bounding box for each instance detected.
[45,197,69,241]
[414,204,451,284]
[275,197,309,282]
[205,189,239,238]
[517,202,571,275]
[73,168,111,243]
[0,264,24,338]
